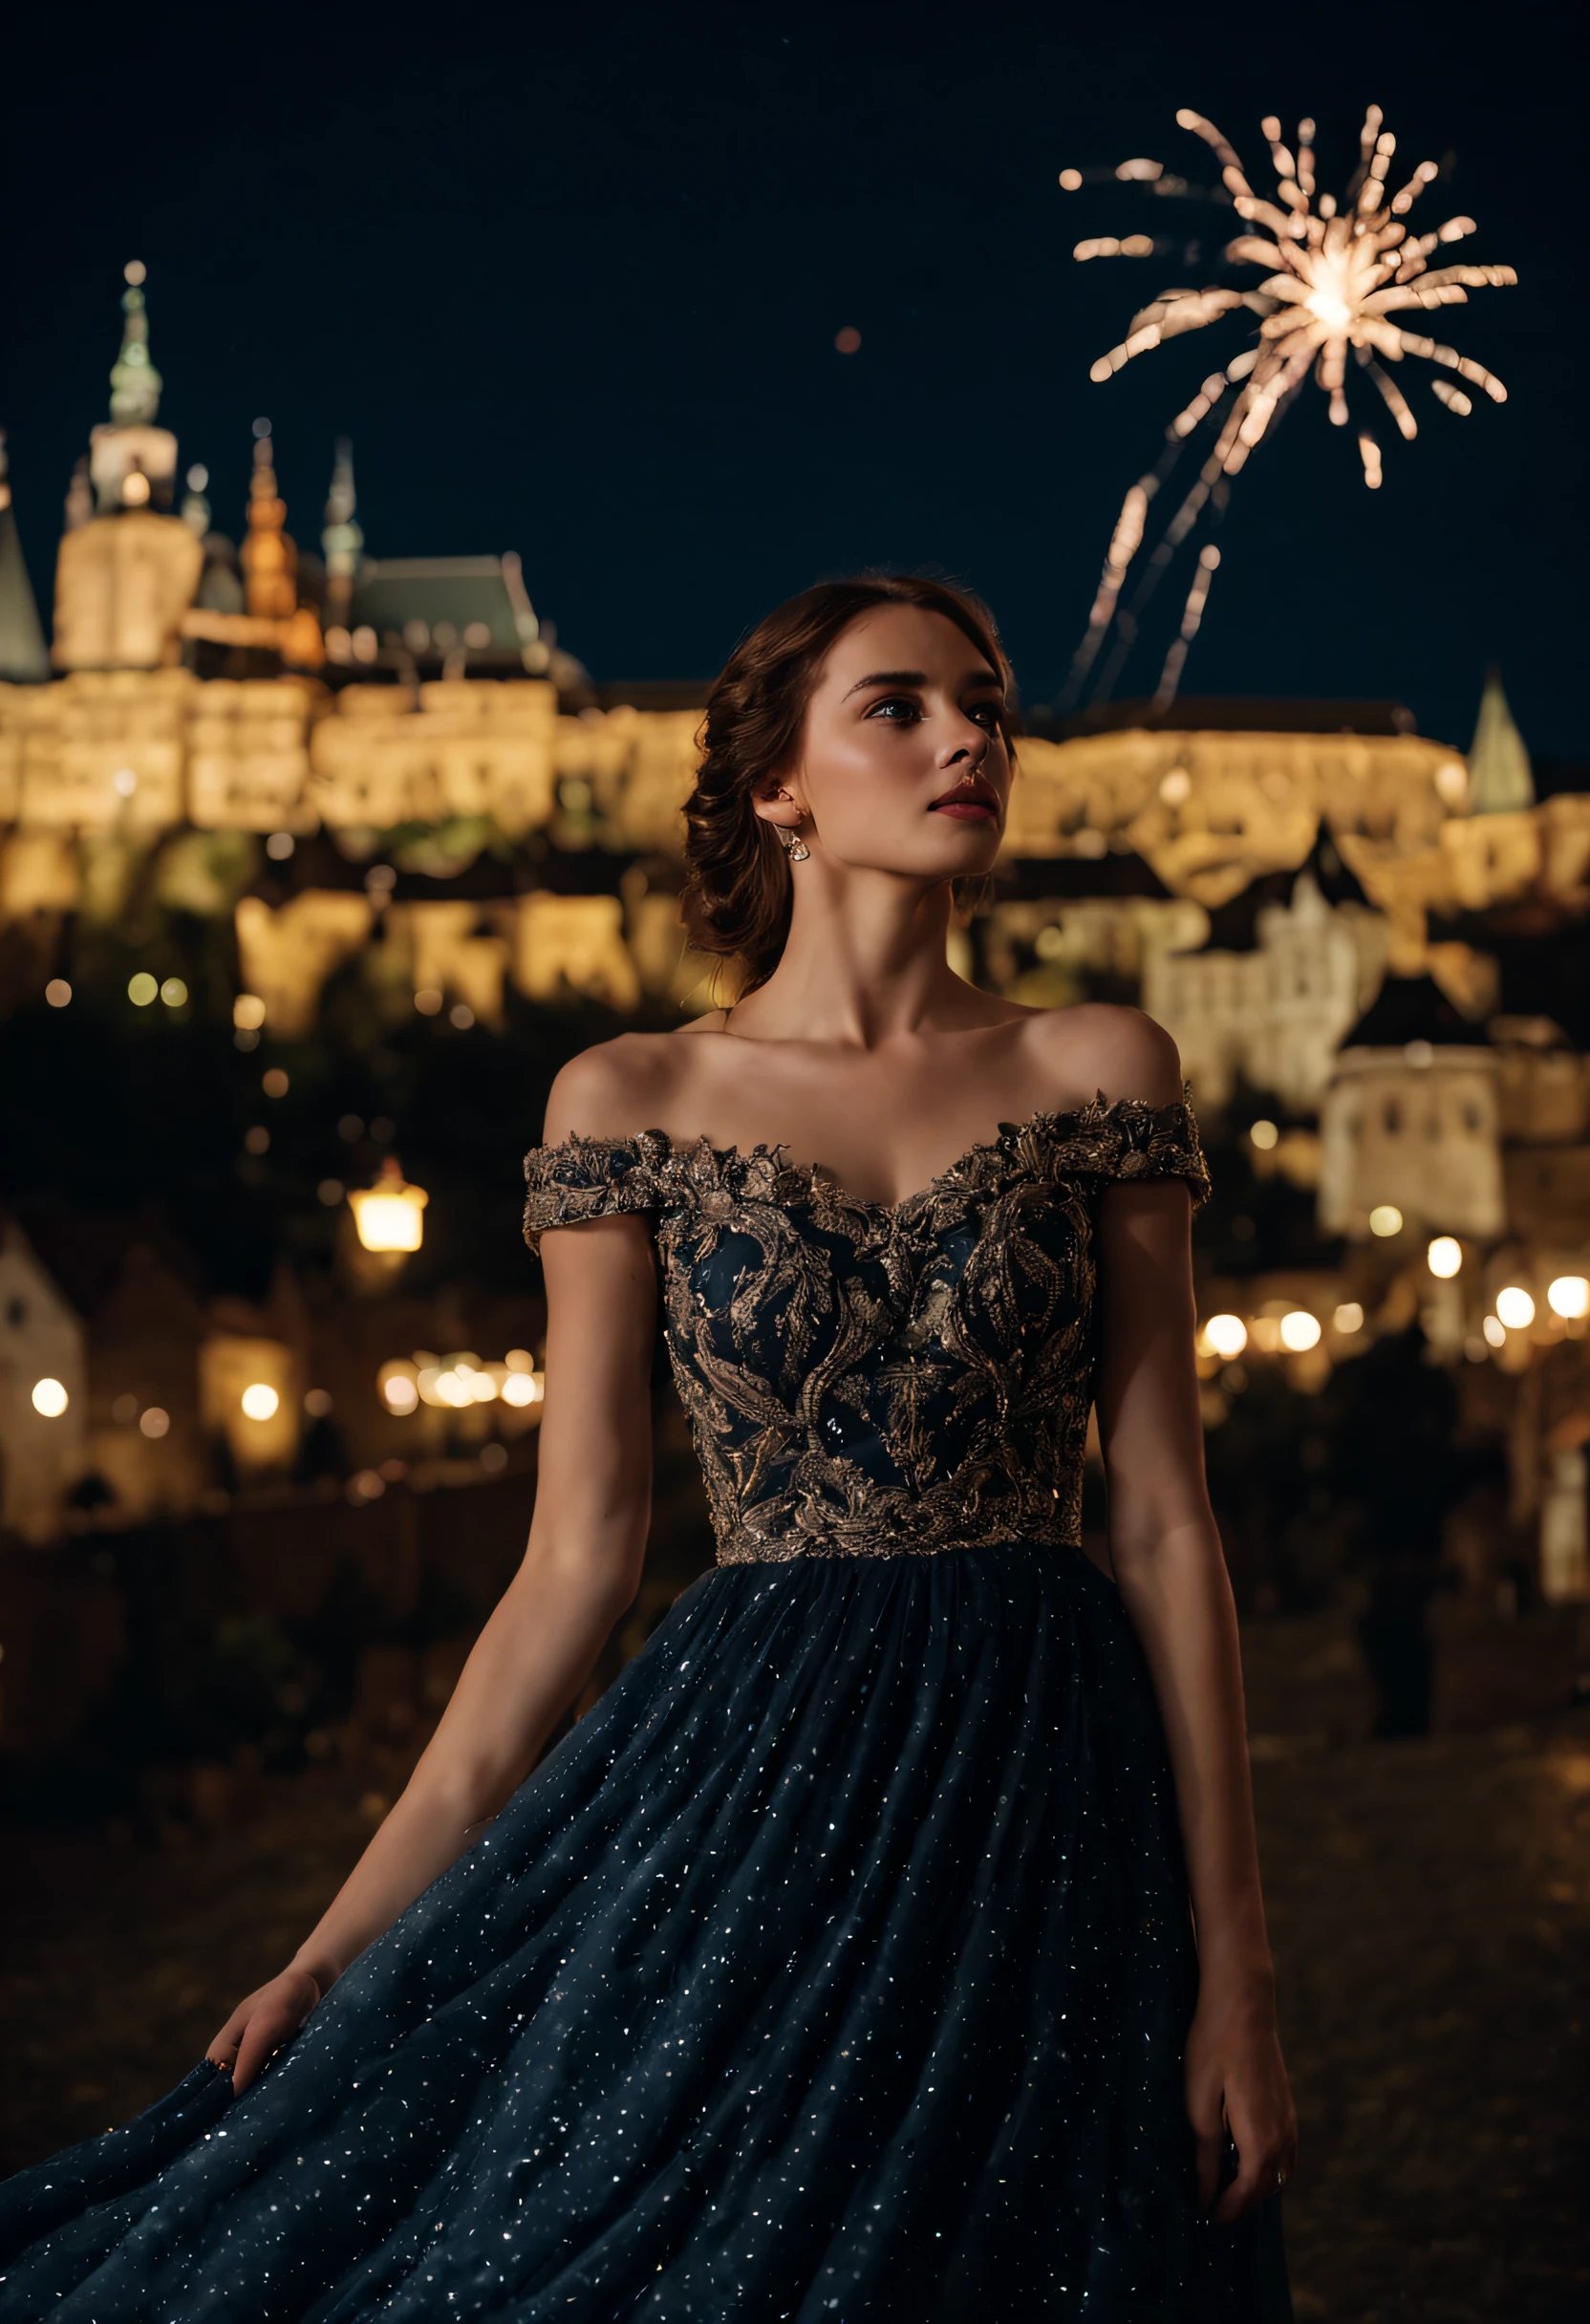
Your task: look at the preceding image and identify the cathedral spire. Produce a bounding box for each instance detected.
[0,428,52,681]
[90,261,179,512]
[321,438,363,631]
[108,260,162,427]
[1467,666,1534,816]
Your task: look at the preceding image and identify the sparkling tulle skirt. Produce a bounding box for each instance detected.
[0,1543,1288,2321]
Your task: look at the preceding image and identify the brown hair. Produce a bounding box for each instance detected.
[680,573,1017,994]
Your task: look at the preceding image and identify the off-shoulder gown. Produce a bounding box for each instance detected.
[0,1098,1289,2321]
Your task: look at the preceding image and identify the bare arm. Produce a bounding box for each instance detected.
[209,1194,657,2092]
[1094,1169,1297,2219]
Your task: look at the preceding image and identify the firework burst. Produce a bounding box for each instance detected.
[1062,107,1517,706]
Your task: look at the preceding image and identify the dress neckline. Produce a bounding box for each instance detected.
[548,1091,1193,1218]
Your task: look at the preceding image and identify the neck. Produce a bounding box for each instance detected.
[731,870,981,1047]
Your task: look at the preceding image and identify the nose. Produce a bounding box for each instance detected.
[940,713,994,773]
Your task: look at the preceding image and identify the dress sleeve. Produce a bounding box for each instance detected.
[1090,1093,1212,1209]
[522,1134,669,1253]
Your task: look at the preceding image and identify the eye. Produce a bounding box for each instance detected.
[967,699,1005,732]
[864,694,921,722]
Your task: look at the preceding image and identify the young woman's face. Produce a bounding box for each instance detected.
[758,604,1012,881]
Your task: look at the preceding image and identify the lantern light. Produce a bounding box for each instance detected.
[350,1158,428,1253]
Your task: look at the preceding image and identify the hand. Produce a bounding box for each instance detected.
[206,1966,323,2096]
[1184,1974,1297,2222]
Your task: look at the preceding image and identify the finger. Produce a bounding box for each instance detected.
[205,2013,246,2071]
[233,2009,302,2096]
[1214,2145,1284,2225]
[1193,2126,1225,2210]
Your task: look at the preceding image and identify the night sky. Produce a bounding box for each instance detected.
[4,1,1584,756]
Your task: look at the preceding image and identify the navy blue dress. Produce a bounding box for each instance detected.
[0,1100,1289,2320]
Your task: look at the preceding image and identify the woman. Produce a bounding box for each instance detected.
[0,574,1295,2320]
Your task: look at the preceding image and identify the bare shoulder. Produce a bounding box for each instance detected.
[1021,1002,1184,1110]
[541,1033,696,1146]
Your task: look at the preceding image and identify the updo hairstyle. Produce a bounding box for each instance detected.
[680,573,1016,995]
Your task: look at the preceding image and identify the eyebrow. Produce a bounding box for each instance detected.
[843,666,1003,699]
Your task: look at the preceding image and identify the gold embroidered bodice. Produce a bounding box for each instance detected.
[523,1098,1209,1566]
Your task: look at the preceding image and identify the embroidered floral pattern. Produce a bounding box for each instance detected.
[524,1098,1209,1566]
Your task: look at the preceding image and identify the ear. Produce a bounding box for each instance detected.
[749,781,806,831]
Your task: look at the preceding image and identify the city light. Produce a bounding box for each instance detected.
[1279,1310,1322,1351]
[1250,1119,1278,1151]
[160,977,187,1008]
[378,1364,419,1414]
[1368,1205,1404,1237]
[501,1371,543,1408]
[350,1159,428,1253]
[240,1383,280,1421]
[127,973,158,1006]
[1203,1313,1248,1359]
[45,979,71,1008]
[31,1378,69,1417]
[1495,1285,1536,1330]
[1333,1302,1364,1334]
[140,1407,170,1438]
[1482,1315,1506,1349]
[1428,1237,1463,1279]
[233,994,267,1030]
[1546,1276,1590,1321]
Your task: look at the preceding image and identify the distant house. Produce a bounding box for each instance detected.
[0,1221,86,1541]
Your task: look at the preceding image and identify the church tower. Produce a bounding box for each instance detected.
[52,264,202,670]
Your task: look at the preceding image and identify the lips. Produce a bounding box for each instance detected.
[930,776,1000,821]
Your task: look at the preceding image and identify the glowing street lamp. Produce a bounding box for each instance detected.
[349,1158,428,1254]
